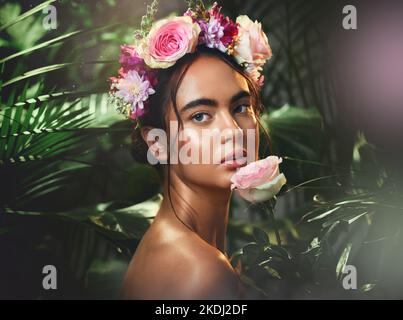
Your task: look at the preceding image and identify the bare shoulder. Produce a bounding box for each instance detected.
[122,226,241,299]
[164,234,241,299]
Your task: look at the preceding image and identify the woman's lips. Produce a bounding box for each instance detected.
[220,149,248,168]
[221,157,247,169]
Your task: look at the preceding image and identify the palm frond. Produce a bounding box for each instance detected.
[0,0,56,32]
[1,60,114,88]
[0,23,121,64]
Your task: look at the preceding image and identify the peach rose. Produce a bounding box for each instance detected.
[138,16,201,69]
[234,15,272,67]
[230,156,286,202]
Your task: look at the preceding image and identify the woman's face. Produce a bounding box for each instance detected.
[166,54,260,191]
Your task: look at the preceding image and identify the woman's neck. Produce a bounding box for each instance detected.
[158,171,232,255]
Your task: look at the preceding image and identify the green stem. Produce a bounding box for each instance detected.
[261,199,282,246]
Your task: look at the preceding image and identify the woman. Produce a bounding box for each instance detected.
[109,2,272,299]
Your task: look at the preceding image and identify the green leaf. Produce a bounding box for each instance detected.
[263,245,292,261]
[263,266,282,279]
[1,60,114,88]
[5,194,163,240]
[85,259,128,299]
[239,274,269,298]
[336,243,353,280]
[63,194,163,239]
[242,242,261,265]
[252,226,270,245]
[230,249,243,269]
[0,23,120,64]
[0,1,56,32]
[307,206,340,222]
[360,283,376,293]
[343,211,368,225]
[261,104,324,160]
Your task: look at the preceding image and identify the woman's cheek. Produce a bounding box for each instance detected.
[175,130,203,164]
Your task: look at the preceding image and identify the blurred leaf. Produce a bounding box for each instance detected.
[263,265,282,279]
[1,60,113,88]
[360,283,376,293]
[263,104,323,158]
[63,193,162,240]
[242,242,261,265]
[0,23,120,64]
[307,206,341,222]
[0,2,53,49]
[252,226,270,245]
[336,242,352,280]
[4,193,162,241]
[85,258,128,299]
[0,1,56,32]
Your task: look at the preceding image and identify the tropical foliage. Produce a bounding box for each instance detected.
[1,0,402,299]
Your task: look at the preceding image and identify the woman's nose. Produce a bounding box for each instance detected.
[218,109,241,130]
[217,110,243,144]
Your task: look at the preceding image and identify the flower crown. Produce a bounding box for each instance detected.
[109,0,272,124]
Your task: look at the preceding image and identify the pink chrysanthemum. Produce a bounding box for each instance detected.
[115,70,155,114]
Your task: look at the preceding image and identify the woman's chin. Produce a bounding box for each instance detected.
[214,165,238,189]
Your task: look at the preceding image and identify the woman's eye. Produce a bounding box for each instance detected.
[234,104,251,114]
[191,112,211,123]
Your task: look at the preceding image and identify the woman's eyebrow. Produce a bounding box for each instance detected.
[180,98,218,114]
[229,90,251,104]
[180,90,251,114]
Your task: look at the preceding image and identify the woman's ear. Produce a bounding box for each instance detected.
[140,126,168,163]
[140,126,153,147]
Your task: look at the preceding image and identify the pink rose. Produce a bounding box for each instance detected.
[230,156,286,202]
[138,16,201,69]
[234,15,272,67]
